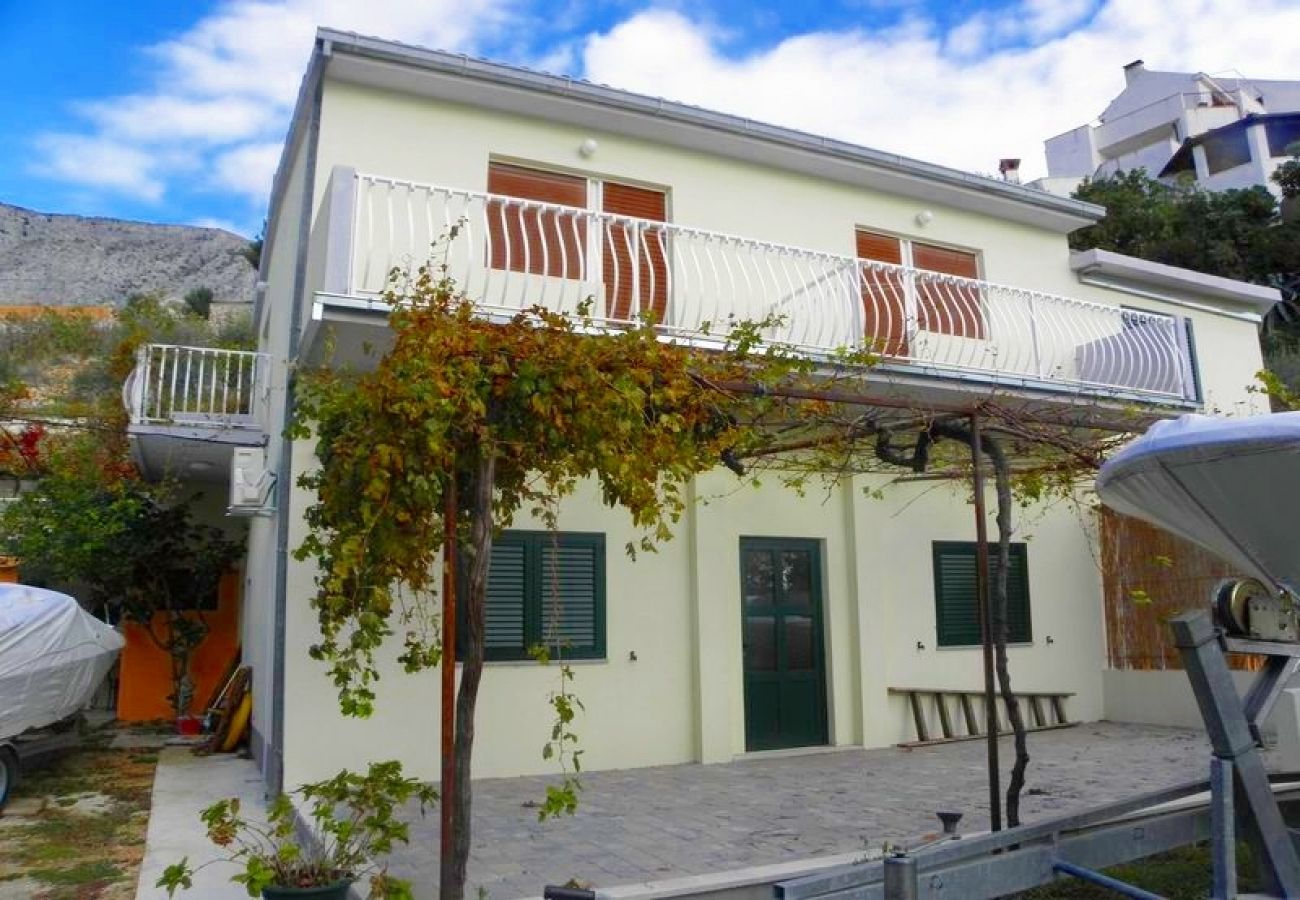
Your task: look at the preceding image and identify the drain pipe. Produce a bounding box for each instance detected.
[1052,860,1164,899]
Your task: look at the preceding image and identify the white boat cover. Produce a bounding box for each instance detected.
[0,584,124,741]
[1095,412,1300,595]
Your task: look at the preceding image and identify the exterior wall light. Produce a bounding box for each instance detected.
[915,209,934,227]
[579,138,599,158]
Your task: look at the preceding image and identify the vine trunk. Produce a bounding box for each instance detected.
[445,453,497,900]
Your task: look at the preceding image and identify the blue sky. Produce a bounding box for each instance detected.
[2,0,1296,237]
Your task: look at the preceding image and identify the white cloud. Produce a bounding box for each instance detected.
[79,95,274,144]
[34,0,514,204]
[579,0,1300,181]
[213,142,284,199]
[31,135,167,201]
[1021,0,1097,40]
[33,0,1300,210]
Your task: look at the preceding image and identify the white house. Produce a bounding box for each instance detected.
[123,30,1279,796]
[1039,60,1300,197]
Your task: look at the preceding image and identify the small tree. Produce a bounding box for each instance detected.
[239,225,265,272]
[184,287,215,320]
[1273,143,1300,202]
[1,469,242,718]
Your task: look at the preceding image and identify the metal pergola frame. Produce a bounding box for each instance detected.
[720,381,1157,837]
[515,374,1183,900]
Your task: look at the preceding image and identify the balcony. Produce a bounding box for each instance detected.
[123,344,268,481]
[306,168,1198,407]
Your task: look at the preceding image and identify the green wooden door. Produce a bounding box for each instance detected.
[740,537,828,751]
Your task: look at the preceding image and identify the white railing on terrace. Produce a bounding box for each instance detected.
[343,172,1196,401]
[125,344,268,428]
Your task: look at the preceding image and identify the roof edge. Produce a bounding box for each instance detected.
[1071,248,1280,313]
[316,27,1105,227]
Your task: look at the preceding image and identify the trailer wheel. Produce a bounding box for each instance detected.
[0,747,17,810]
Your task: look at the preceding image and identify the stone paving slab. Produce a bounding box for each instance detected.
[134,748,266,899]
[388,722,1212,899]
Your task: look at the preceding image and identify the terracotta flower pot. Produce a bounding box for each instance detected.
[261,881,353,899]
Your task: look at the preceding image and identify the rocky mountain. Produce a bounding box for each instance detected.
[0,202,256,308]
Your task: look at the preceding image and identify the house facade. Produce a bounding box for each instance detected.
[1038,60,1300,197]
[125,31,1278,794]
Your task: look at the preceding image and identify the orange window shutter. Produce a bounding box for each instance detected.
[601,182,668,323]
[912,242,984,339]
[486,162,588,278]
[855,230,907,356]
[855,230,903,265]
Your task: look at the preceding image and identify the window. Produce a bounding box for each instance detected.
[1265,117,1300,158]
[485,161,668,322]
[856,231,985,354]
[932,541,1031,648]
[461,530,605,661]
[1202,128,1252,174]
[486,163,587,278]
[856,230,908,355]
[602,181,668,323]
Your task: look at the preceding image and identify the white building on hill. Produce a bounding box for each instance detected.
[1040,61,1300,197]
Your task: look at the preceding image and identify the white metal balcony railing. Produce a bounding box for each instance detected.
[340,172,1195,402]
[125,344,267,428]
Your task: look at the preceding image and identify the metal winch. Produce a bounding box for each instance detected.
[1215,577,1300,643]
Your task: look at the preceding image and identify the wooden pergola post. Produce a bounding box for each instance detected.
[440,481,458,894]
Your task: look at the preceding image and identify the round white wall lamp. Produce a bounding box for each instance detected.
[579,138,599,158]
[915,209,934,227]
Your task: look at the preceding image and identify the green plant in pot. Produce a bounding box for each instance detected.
[158,760,437,899]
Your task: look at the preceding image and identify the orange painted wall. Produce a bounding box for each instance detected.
[116,571,241,721]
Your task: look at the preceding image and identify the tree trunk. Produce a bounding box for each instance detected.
[928,422,1030,827]
[446,454,496,899]
[983,435,1030,827]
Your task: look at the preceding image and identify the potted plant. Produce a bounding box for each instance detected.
[158,760,436,899]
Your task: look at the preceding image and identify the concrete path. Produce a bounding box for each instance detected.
[134,748,266,899]
[389,722,1211,899]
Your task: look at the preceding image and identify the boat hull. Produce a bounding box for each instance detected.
[1097,412,1300,596]
[0,585,125,742]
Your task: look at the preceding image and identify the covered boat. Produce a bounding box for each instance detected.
[1095,411,1300,596]
[0,584,124,741]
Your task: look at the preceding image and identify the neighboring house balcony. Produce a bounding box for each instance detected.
[303,167,1200,417]
[123,343,268,482]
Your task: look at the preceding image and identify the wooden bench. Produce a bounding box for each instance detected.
[888,687,1077,748]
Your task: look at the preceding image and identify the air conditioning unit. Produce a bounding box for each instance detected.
[229,446,273,515]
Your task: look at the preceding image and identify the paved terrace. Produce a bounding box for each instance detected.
[389,722,1210,898]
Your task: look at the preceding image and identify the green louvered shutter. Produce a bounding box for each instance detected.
[484,537,528,658]
[933,542,1031,647]
[1003,544,1032,644]
[466,531,606,661]
[538,534,605,659]
[934,543,981,647]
